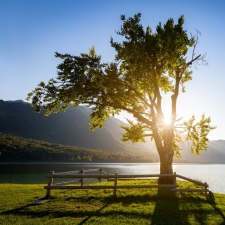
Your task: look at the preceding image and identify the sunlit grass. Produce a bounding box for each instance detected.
[0,181,225,224]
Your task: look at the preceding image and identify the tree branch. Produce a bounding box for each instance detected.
[186,54,201,66]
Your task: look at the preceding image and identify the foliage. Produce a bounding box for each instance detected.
[0,182,225,224]
[183,114,215,155]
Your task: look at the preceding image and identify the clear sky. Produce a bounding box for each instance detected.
[0,0,225,140]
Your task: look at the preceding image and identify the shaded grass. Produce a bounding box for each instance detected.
[0,180,225,224]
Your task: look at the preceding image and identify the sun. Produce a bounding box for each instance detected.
[163,115,171,125]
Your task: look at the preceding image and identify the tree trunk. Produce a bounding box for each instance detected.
[158,125,174,184]
[158,151,174,184]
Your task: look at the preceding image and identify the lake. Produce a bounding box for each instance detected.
[0,163,224,194]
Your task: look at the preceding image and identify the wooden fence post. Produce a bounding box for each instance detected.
[113,172,118,197]
[80,169,84,186]
[173,172,177,197]
[99,168,102,182]
[205,182,208,199]
[45,171,54,199]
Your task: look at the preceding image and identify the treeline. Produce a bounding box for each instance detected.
[0,133,157,163]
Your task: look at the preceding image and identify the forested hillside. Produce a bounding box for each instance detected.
[0,132,157,162]
[0,100,155,154]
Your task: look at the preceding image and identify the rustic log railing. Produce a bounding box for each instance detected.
[173,173,209,198]
[44,169,209,199]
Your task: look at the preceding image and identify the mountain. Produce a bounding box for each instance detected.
[179,139,225,163]
[0,100,224,163]
[0,100,155,157]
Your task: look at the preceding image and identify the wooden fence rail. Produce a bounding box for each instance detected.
[173,173,209,198]
[44,168,209,199]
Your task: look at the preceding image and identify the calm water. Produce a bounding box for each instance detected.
[0,163,224,194]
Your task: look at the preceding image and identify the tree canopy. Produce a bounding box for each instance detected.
[27,13,215,182]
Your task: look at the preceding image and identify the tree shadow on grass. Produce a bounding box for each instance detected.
[151,188,225,225]
[151,188,191,225]
[0,194,159,224]
[207,191,225,225]
[1,191,225,224]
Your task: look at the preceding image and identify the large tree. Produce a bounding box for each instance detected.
[27,14,215,184]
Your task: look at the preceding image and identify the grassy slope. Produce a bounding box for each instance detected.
[0,181,225,225]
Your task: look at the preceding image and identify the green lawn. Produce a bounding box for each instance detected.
[0,180,225,224]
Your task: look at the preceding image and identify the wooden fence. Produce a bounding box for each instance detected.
[44,168,209,199]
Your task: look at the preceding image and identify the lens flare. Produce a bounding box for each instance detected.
[163,115,171,125]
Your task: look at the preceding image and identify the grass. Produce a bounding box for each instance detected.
[0,180,225,224]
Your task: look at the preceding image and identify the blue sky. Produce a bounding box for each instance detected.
[0,0,225,140]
